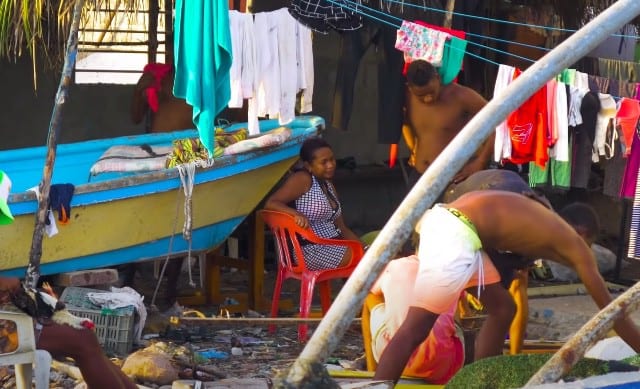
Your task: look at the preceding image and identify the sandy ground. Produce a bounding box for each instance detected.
[14,257,629,388]
[117,259,640,383]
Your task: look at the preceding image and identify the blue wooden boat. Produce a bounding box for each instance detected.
[0,116,324,277]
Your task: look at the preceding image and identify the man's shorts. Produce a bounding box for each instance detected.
[412,205,501,314]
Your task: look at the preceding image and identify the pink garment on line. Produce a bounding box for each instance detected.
[401,20,466,78]
[395,21,449,67]
[620,131,640,198]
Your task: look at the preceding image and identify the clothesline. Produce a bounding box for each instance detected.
[336,0,537,65]
[465,32,551,52]
[381,0,640,39]
[331,0,633,101]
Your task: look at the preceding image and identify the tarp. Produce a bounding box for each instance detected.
[173,0,233,155]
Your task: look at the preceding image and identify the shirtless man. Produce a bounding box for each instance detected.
[373,190,640,383]
[404,60,494,186]
[130,64,193,133]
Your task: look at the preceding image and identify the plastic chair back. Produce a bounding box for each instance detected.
[258,209,364,341]
[0,308,52,389]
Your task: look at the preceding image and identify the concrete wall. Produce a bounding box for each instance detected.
[0,36,627,255]
[0,57,143,151]
[0,35,399,165]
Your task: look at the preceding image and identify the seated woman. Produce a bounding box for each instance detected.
[264,137,362,271]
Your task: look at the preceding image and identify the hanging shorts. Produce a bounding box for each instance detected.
[412,205,501,314]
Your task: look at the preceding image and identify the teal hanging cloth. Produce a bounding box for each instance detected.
[173,0,232,156]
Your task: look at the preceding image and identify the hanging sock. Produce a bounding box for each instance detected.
[49,184,75,225]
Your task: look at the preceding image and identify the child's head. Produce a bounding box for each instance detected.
[559,202,600,245]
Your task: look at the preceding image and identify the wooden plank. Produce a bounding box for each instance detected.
[528,282,627,298]
[248,211,265,310]
[177,317,362,326]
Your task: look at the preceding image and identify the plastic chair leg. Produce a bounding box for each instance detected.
[269,272,285,334]
[15,362,33,389]
[34,350,52,389]
[362,293,385,371]
[298,277,317,341]
[319,281,332,314]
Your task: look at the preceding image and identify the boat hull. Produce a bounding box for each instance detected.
[0,116,324,276]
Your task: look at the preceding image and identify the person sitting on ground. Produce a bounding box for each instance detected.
[404,59,494,188]
[373,190,640,383]
[558,202,599,247]
[544,203,604,282]
[0,277,137,389]
[264,137,363,270]
[364,255,464,384]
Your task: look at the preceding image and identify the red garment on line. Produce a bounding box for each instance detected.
[142,63,172,113]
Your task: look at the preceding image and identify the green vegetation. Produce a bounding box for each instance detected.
[445,353,638,389]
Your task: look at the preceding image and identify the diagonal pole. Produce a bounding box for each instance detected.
[25,0,86,288]
[525,281,640,386]
[277,0,640,386]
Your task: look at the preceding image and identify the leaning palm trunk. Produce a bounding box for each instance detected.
[525,282,640,386]
[25,0,85,288]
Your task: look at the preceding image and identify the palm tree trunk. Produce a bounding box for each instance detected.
[25,0,86,288]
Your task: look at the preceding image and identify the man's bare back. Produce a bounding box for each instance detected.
[404,60,492,183]
[451,190,582,263]
[449,190,640,352]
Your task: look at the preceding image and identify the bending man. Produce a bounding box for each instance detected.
[374,190,640,382]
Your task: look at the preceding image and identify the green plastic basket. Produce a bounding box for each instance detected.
[60,287,135,355]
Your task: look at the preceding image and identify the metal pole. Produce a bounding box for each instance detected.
[278,0,640,386]
[25,0,86,289]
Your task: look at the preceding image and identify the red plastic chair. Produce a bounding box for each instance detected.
[258,209,365,341]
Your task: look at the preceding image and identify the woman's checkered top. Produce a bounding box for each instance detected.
[295,174,342,239]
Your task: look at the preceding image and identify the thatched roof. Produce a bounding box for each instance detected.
[0,0,142,68]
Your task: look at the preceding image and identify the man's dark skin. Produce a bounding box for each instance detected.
[404,60,494,184]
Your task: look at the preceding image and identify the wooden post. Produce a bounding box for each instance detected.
[148,0,159,64]
[248,210,265,310]
[25,0,86,288]
[164,0,174,66]
[443,0,456,29]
